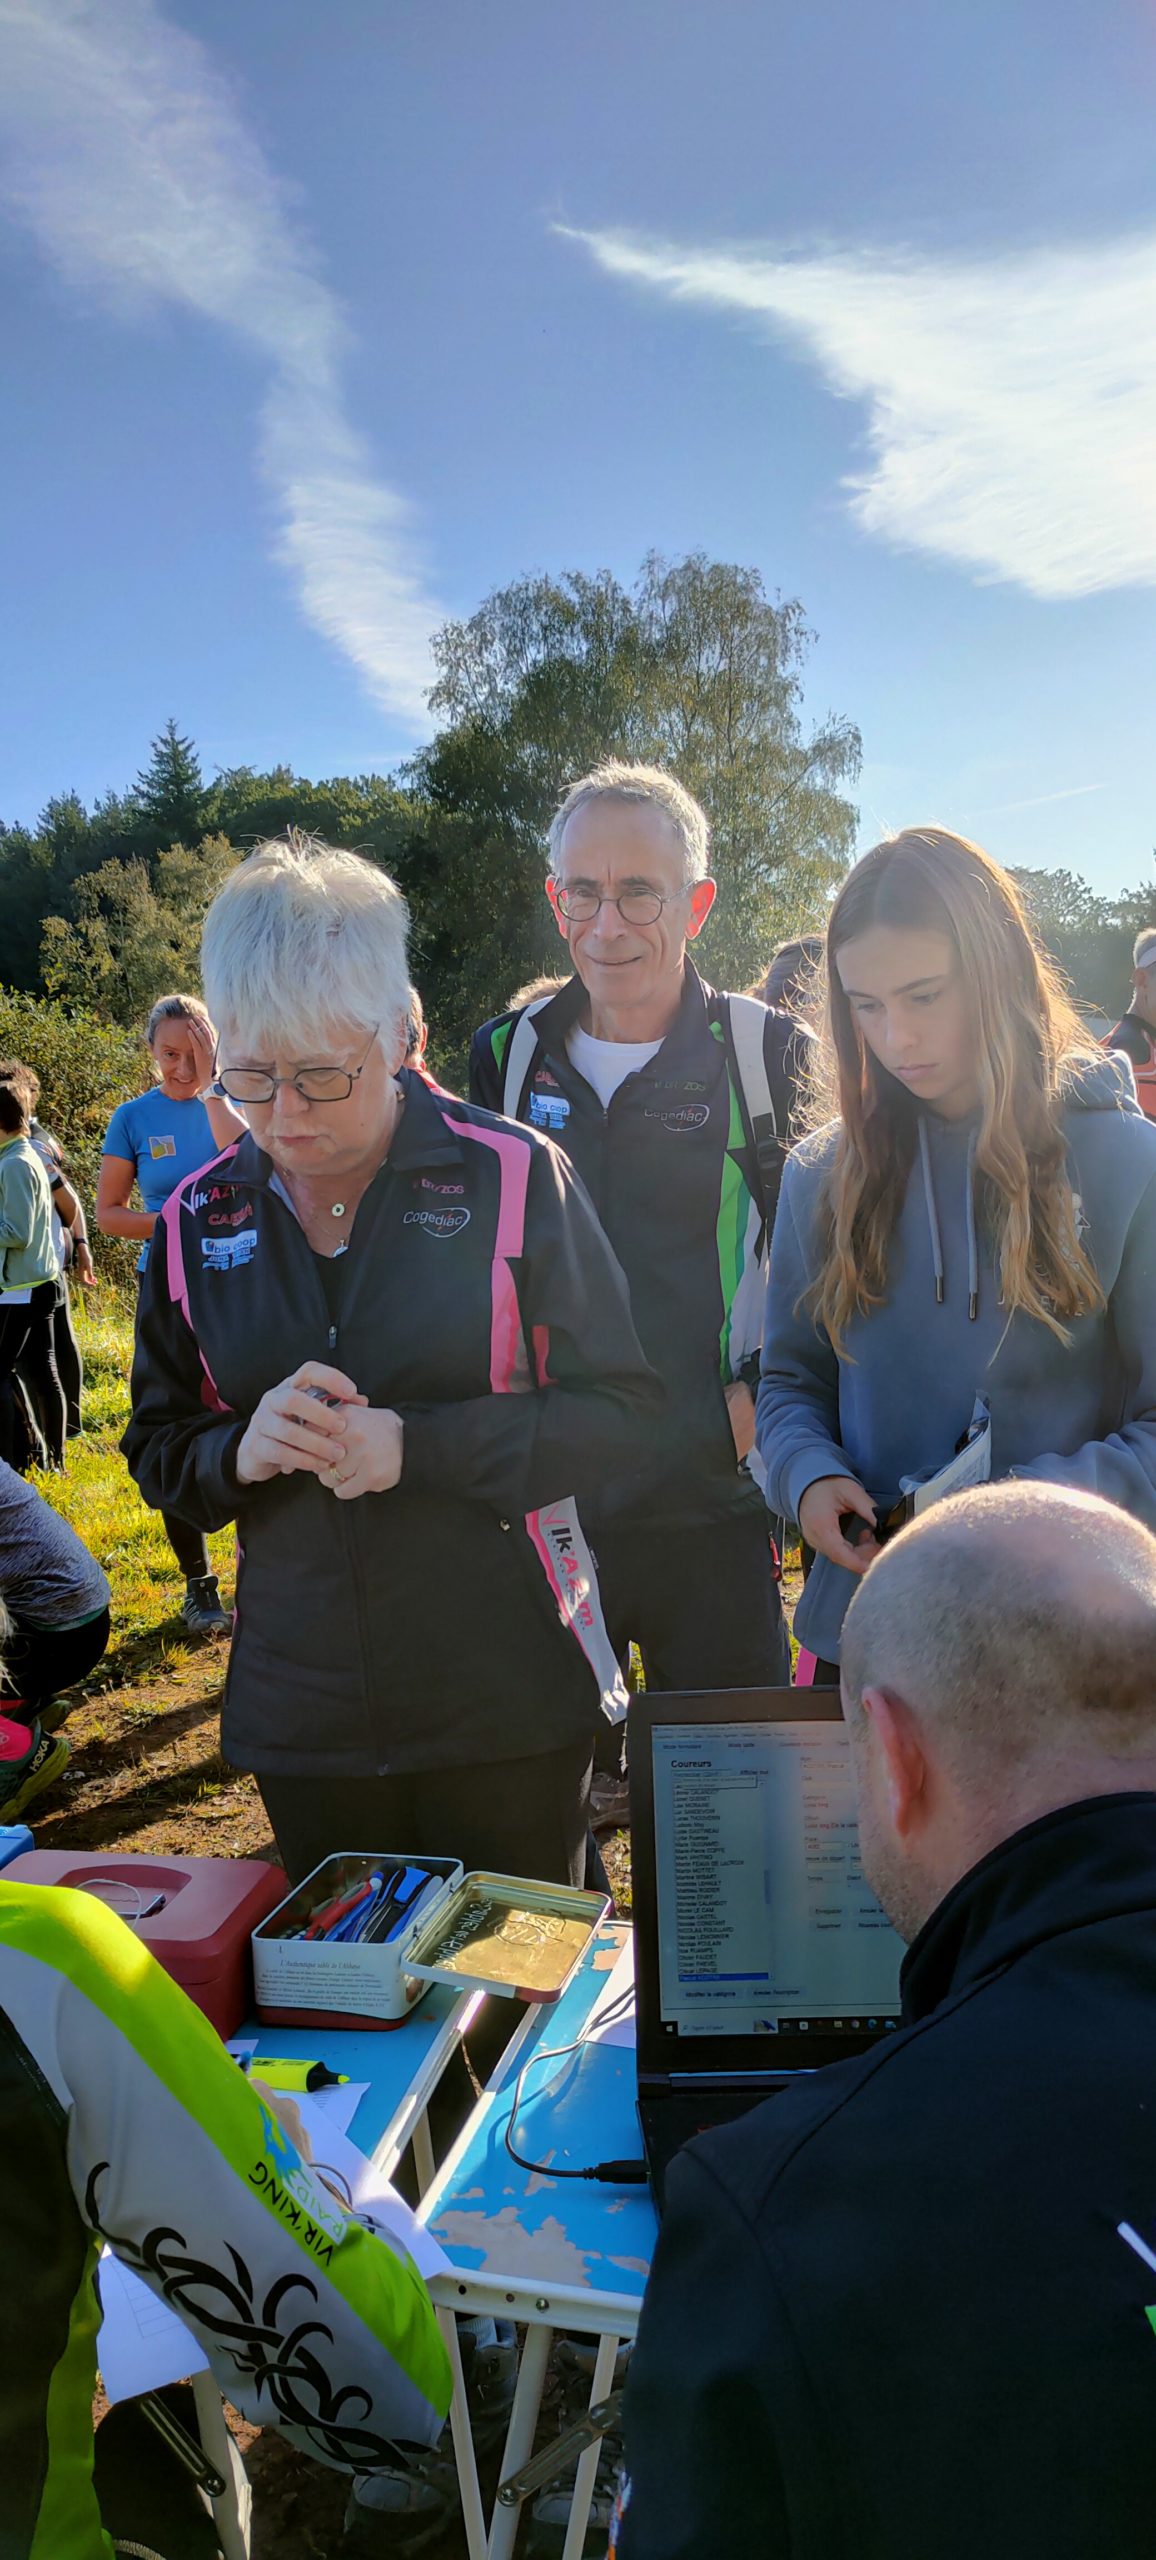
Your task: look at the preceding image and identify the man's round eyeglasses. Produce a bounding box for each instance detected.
[553,885,689,926]
[217,1024,380,1106]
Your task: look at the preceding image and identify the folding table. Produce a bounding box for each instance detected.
[420,1923,658,2559]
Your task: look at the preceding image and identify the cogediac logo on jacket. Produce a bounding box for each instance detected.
[645,1102,710,1133]
[403,1205,471,1238]
[201,1231,259,1270]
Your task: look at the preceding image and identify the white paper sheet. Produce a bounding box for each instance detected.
[97,2249,210,2403]
[901,1408,991,1516]
[579,1937,636,2048]
[306,2079,369,2137]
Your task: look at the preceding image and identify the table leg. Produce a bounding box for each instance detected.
[560,2332,620,2560]
[411,2103,436,2195]
[439,2303,489,2560]
[190,2373,251,2560]
[489,2323,554,2559]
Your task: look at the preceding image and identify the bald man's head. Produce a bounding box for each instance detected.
[840,1484,1156,1940]
[842,1483,1156,1773]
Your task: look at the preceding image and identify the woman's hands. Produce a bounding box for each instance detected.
[234,1362,403,1498]
[323,1405,404,1501]
[797,1475,879,1576]
[235,1363,367,1487]
[188,1009,250,1149]
[187,1011,218,1096]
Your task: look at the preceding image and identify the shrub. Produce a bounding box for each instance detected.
[0,989,143,1283]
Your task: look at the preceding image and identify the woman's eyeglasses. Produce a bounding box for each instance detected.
[217,1024,380,1106]
[553,885,690,926]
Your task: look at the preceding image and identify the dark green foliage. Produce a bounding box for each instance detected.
[6,559,1148,1095]
[1012,866,1156,1020]
[132,719,208,860]
[0,990,143,1281]
[405,553,862,1058]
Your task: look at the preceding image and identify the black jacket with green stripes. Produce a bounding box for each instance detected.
[470,965,808,1529]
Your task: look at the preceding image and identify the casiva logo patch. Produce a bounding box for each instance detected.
[201,1231,259,1270]
[208,1201,254,1229]
[403,1205,471,1237]
[645,1103,710,1133]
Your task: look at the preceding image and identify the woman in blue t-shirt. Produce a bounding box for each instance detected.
[98,993,243,1636]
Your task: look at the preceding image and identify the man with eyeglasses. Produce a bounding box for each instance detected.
[471,761,808,1705]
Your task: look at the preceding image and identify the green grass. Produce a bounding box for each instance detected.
[37,1289,233,1663]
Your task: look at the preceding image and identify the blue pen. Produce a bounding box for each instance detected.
[327,1869,391,1942]
[360,1865,438,1943]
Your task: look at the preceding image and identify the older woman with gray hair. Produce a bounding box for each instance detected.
[124,833,660,1885]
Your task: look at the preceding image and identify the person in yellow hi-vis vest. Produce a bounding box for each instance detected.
[0,1877,450,2560]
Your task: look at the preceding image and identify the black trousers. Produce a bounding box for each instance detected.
[1,1607,111,1718]
[53,1278,83,1438]
[132,1276,209,1579]
[595,1511,792,1692]
[0,1283,65,1471]
[257,1736,594,1890]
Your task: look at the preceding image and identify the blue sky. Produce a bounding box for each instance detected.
[1,0,1154,897]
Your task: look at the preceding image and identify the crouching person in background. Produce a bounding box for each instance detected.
[0,1457,111,1824]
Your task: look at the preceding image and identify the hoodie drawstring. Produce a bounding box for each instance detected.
[965,1130,979,1322]
[917,1117,945,1306]
[918,1115,979,1321]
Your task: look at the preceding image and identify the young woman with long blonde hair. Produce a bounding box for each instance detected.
[757,827,1156,1678]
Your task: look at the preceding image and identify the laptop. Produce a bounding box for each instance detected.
[629,1688,906,2205]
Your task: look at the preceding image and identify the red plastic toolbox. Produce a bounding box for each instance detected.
[4,1851,287,2037]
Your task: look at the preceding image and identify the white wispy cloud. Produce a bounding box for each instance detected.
[561,222,1156,602]
[969,783,1105,819]
[0,0,442,723]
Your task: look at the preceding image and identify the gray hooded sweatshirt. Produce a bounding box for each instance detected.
[757,1056,1156,1663]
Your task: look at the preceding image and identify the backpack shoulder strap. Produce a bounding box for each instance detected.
[501,995,555,1120]
[719,993,782,1219]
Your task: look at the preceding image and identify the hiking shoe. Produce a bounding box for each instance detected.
[36,1695,72,1734]
[340,2447,459,2555]
[0,1716,70,1822]
[524,2429,625,2558]
[459,2314,518,2452]
[553,2337,632,2404]
[179,1576,231,1638]
[523,2348,628,2560]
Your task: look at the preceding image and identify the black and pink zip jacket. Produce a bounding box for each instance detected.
[122,1069,661,1780]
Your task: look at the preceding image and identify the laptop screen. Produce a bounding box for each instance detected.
[650,1713,903,2041]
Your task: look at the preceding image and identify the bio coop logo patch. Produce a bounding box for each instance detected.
[201,1231,259,1270]
[403,1205,471,1238]
[529,1092,571,1132]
